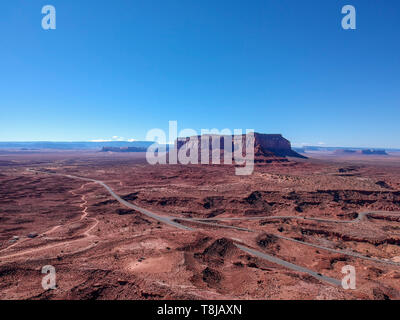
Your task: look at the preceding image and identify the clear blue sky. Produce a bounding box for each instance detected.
[1,0,399,148]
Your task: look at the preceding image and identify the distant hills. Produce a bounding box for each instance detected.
[293,146,399,155]
[101,146,148,152]
[0,141,153,150]
[361,149,388,155]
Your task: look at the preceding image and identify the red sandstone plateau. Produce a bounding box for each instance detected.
[174,133,305,162]
[0,134,400,300]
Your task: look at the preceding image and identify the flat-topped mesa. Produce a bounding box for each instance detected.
[174,132,306,163]
[334,149,388,156]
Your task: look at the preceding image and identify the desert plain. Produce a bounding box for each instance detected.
[0,150,400,300]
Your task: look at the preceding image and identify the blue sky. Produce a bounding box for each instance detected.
[1,0,399,148]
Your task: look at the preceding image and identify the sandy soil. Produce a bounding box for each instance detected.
[0,151,399,300]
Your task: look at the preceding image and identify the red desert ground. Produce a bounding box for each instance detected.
[0,133,400,300]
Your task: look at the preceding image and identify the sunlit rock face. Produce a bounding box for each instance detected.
[174,132,306,161]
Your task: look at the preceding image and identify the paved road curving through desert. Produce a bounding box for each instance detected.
[235,244,342,286]
[27,169,193,231]
[179,218,400,267]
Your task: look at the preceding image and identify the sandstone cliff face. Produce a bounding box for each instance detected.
[175,133,305,160]
[254,133,290,150]
[252,133,305,158]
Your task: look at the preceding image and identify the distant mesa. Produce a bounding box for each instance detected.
[333,149,358,155]
[101,146,147,152]
[334,149,388,156]
[298,145,396,155]
[361,149,388,155]
[174,132,306,163]
[342,149,357,154]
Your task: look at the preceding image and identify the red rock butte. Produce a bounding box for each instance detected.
[174,132,306,162]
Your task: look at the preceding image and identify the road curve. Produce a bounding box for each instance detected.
[235,244,342,286]
[176,216,400,267]
[28,169,193,231]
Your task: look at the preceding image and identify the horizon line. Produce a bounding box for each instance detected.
[0,140,399,151]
